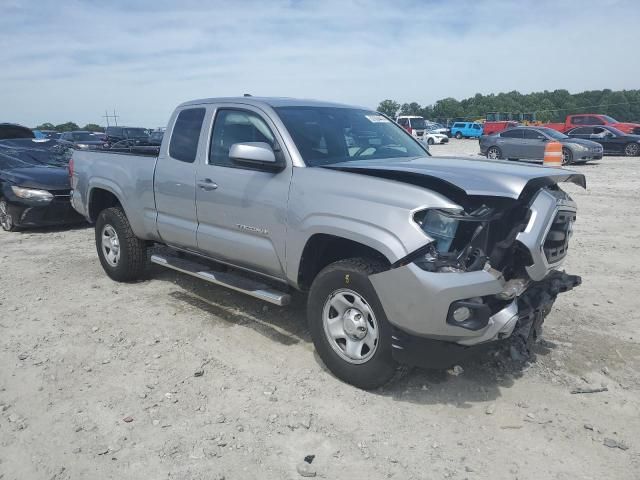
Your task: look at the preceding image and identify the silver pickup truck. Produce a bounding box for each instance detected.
[70,97,584,389]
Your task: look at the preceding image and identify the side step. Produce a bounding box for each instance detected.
[150,253,291,306]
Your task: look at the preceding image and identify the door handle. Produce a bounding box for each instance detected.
[197,178,218,191]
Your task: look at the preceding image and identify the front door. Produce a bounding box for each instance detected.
[195,105,292,279]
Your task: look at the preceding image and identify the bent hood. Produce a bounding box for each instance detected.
[323,156,586,200]
[1,166,70,190]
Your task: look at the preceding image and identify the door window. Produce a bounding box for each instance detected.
[569,127,592,135]
[209,109,275,167]
[472,124,481,130]
[523,129,544,139]
[586,116,605,125]
[500,129,524,139]
[169,108,206,163]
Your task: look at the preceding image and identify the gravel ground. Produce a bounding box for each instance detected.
[1,139,639,479]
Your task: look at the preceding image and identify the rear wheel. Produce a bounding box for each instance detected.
[308,258,398,390]
[455,132,463,139]
[624,142,639,156]
[562,148,573,165]
[0,198,17,232]
[486,146,502,159]
[95,207,147,282]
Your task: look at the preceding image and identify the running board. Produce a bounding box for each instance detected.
[150,253,291,306]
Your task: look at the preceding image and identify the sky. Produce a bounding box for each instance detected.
[1,0,639,128]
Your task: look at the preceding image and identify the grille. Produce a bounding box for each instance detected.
[50,189,71,198]
[543,210,575,264]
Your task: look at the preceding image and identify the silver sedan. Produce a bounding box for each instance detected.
[479,126,603,164]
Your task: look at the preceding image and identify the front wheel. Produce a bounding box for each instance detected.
[455,132,463,139]
[562,148,573,165]
[307,258,398,389]
[0,198,17,232]
[95,207,147,282]
[427,137,434,145]
[624,142,639,156]
[486,146,502,159]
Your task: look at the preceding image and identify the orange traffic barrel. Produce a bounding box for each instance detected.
[543,141,563,167]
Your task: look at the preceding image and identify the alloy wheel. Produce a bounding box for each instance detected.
[625,143,639,156]
[101,224,121,266]
[0,200,14,231]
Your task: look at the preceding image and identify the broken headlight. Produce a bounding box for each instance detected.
[11,185,54,203]
[414,208,461,253]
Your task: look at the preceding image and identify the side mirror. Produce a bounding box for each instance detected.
[229,142,281,171]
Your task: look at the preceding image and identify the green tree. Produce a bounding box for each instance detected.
[400,102,422,116]
[35,122,55,130]
[377,99,401,118]
[55,122,79,132]
[83,123,104,132]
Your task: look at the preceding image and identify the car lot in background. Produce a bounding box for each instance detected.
[104,125,150,145]
[426,122,451,137]
[479,126,603,164]
[450,121,483,139]
[566,125,640,156]
[148,129,165,146]
[396,115,430,141]
[59,130,107,149]
[0,138,83,231]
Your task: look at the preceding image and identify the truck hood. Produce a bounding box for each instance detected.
[323,156,585,200]
[1,166,70,190]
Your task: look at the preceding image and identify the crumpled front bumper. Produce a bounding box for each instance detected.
[369,188,581,363]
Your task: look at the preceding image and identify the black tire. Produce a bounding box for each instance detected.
[427,137,434,145]
[486,146,502,160]
[455,132,463,139]
[562,148,573,165]
[95,207,147,282]
[624,142,640,156]
[307,257,399,390]
[0,198,17,232]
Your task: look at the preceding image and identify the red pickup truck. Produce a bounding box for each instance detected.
[545,114,640,135]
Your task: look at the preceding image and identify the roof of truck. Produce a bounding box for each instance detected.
[178,96,365,110]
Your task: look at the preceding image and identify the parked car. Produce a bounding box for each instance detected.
[545,114,640,135]
[480,126,603,164]
[423,131,449,145]
[426,122,451,137]
[450,122,483,139]
[148,129,165,146]
[40,130,61,140]
[0,138,83,231]
[566,125,640,156]
[71,97,583,389]
[0,123,35,140]
[104,126,150,145]
[396,116,430,141]
[59,131,107,149]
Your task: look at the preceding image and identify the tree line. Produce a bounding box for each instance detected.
[34,122,105,132]
[377,88,640,123]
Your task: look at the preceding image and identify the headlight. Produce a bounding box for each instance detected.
[10,186,54,202]
[76,143,89,149]
[414,208,461,253]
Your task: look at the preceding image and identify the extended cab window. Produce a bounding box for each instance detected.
[209,109,275,167]
[169,108,206,163]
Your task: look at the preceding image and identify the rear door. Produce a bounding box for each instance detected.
[154,106,206,249]
[497,128,524,159]
[194,104,292,278]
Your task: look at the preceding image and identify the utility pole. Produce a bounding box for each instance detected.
[102,109,120,127]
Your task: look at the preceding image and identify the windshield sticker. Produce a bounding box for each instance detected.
[365,114,390,123]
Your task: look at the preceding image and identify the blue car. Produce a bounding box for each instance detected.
[450,122,483,139]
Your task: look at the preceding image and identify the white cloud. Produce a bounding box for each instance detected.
[1,0,638,126]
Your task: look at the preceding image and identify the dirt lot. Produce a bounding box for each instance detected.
[1,140,639,479]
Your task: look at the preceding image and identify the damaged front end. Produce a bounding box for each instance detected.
[370,184,583,369]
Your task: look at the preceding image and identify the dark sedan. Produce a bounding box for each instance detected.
[566,125,640,156]
[59,130,107,150]
[0,139,84,231]
[479,126,603,165]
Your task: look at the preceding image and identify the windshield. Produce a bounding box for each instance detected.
[275,107,428,167]
[72,132,99,141]
[538,127,568,140]
[124,128,148,137]
[0,139,73,168]
[409,118,427,129]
